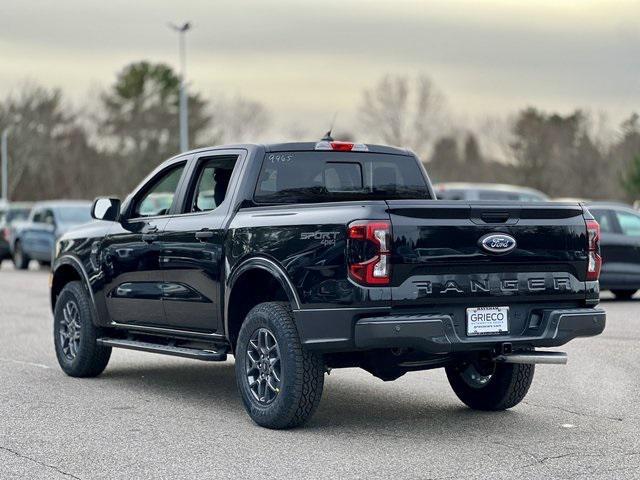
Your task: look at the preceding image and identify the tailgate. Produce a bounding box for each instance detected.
[387,200,589,307]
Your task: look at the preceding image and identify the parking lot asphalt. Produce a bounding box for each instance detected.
[0,262,638,480]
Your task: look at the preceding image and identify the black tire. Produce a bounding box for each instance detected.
[12,241,29,270]
[611,289,636,300]
[235,302,325,429]
[53,281,111,377]
[446,360,535,411]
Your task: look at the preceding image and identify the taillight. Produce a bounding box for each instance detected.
[347,220,391,285]
[1,228,8,240]
[315,141,369,152]
[586,219,601,281]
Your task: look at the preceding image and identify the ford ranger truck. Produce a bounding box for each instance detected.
[50,140,605,429]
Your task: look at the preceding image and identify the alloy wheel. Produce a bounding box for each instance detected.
[59,300,81,361]
[246,327,281,404]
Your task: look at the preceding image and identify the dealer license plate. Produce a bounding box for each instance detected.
[466,306,509,336]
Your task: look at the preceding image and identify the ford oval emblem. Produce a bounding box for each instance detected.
[479,233,517,254]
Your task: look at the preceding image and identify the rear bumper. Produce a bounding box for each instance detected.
[295,306,605,353]
[353,308,605,353]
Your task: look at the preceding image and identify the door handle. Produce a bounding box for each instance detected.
[142,233,158,243]
[195,229,214,241]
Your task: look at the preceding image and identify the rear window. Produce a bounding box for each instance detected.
[254,152,430,204]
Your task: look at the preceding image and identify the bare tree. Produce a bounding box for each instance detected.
[210,96,270,144]
[0,83,108,200]
[358,74,446,155]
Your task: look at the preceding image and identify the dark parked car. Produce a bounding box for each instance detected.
[0,202,32,266]
[50,141,604,429]
[11,200,92,269]
[587,202,640,299]
[435,182,549,202]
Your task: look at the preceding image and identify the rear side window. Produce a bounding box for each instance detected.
[254,152,429,204]
[184,156,238,213]
[616,210,640,236]
[590,209,616,233]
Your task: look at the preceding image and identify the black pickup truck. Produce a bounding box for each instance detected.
[50,140,605,429]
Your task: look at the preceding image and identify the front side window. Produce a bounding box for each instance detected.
[134,164,185,218]
[185,156,237,213]
[616,210,640,236]
[32,209,44,223]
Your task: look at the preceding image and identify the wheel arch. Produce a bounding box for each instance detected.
[50,256,96,315]
[225,257,300,350]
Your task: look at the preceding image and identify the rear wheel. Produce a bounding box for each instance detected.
[446,359,535,411]
[54,281,111,377]
[611,289,636,300]
[12,241,29,270]
[235,302,325,429]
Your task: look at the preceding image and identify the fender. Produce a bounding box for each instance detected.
[51,254,99,321]
[224,256,301,336]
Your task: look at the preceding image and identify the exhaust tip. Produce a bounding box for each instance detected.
[494,351,567,365]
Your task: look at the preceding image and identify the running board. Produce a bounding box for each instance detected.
[494,351,567,365]
[96,338,227,361]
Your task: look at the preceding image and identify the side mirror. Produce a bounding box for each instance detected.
[91,197,121,222]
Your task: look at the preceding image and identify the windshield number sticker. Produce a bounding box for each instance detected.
[269,153,293,164]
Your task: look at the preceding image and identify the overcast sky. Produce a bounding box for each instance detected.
[1,0,639,136]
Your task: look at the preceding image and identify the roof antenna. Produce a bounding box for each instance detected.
[321,112,338,141]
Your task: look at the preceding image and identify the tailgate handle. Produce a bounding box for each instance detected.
[480,212,510,223]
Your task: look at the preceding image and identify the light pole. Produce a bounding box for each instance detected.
[1,127,9,202]
[169,22,191,153]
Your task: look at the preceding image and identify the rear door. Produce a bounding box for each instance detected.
[159,150,244,332]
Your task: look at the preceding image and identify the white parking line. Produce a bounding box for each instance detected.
[0,357,51,369]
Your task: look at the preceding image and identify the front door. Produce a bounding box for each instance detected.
[159,153,241,332]
[102,161,187,326]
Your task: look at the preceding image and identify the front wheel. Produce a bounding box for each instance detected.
[235,302,325,429]
[54,281,111,377]
[446,359,535,411]
[12,241,30,270]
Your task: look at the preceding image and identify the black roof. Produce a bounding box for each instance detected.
[181,142,411,157]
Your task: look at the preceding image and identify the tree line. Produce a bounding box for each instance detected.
[0,66,638,202]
